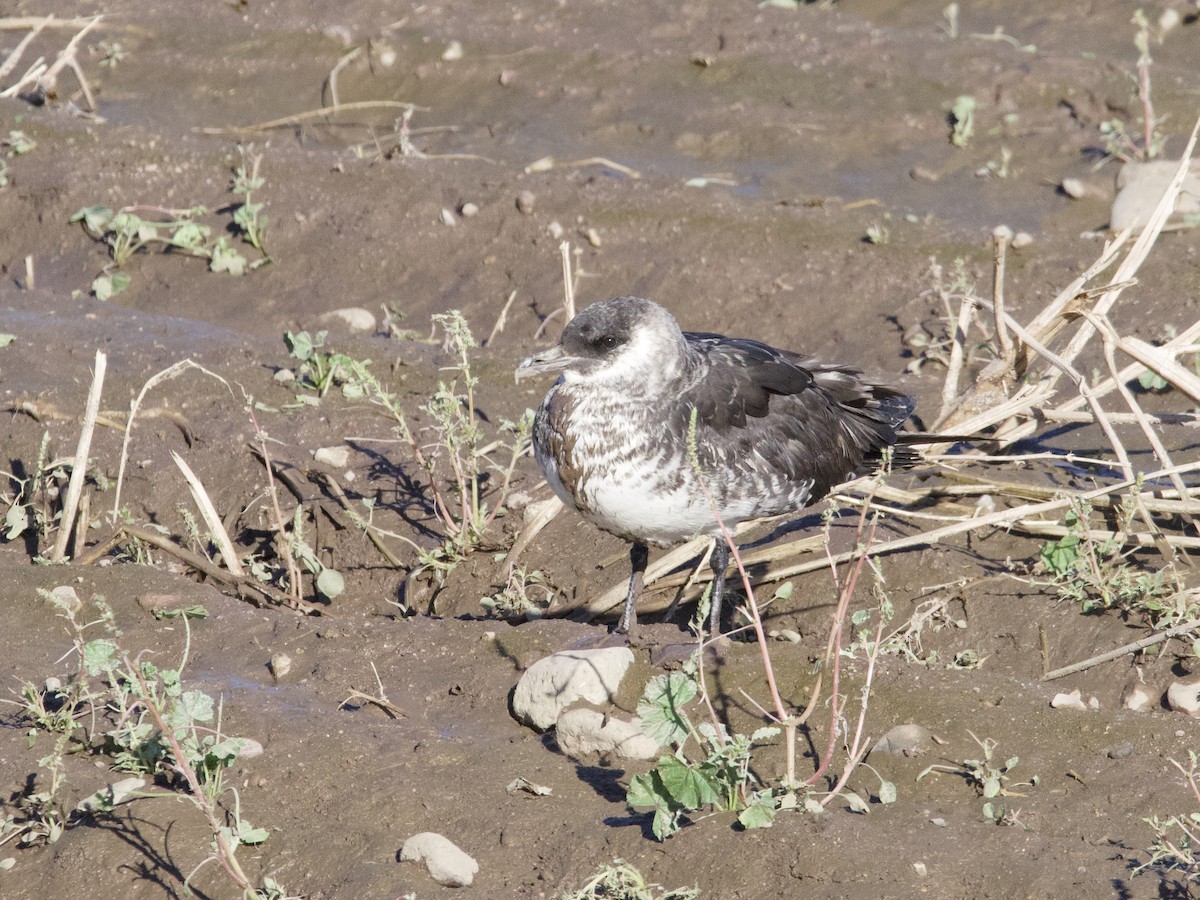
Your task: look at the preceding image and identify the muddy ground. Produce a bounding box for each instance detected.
[2,1,1200,897]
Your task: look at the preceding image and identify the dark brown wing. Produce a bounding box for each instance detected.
[678,332,915,499]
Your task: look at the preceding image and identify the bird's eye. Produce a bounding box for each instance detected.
[600,335,618,350]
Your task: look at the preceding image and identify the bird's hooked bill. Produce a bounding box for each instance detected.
[515,345,575,382]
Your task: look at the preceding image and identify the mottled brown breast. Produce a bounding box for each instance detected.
[538,388,587,506]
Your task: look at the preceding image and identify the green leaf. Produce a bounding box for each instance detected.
[92,271,131,301]
[636,672,697,746]
[842,791,870,813]
[235,823,269,845]
[169,221,210,251]
[738,794,777,829]
[207,736,245,764]
[82,639,119,675]
[70,205,114,234]
[982,775,1001,798]
[651,806,679,841]
[4,504,29,540]
[655,755,720,809]
[0,333,14,346]
[209,237,247,275]
[878,780,897,804]
[173,690,214,729]
[750,726,780,743]
[1137,370,1168,391]
[627,770,667,810]
[316,567,344,599]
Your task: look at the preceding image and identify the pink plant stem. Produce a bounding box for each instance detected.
[821,612,884,806]
[803,519,874,789]
[123,652,253,892]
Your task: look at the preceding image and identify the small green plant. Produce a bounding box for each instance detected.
[1096,10,1165,167]
[230,144,270,264]
[409,312,534,568]
[283,329,368,399]
[69,204,223,298]
[1137,752,1200,885]
[480,564,556,618]
[1,590,290,896]
[559,859,700,900]
[918,731,1038,820]
[284,317,533,582]
[0,130,35,188]
[3,130,36,155]
[2,431,71,551]
[71,149,271,297]
[1039,500,1189,626]
[949,95,975,148]
[97,40,127,67]
[865,222,890,245]
[627,656,781,839]
[903,257,996,376]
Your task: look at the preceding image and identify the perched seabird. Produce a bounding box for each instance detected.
[515,295,916,635]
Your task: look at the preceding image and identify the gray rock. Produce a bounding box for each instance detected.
[872,723,935,756]
[400,832,478,887]
[511,647,634,731]
[1166,674,1200,717]
[1110,159,1200,232]
[555,708,660,760]
[313,445,351,468]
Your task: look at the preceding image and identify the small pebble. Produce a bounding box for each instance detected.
[1166,674,1200,717]
[313,446,350,468]
[516,190,536,214]
[873,723,935,756]
[547,220,564,239]
[441,40,463,62]
[274,368,296,383]
[1011,231,1034,249]
[1105,741,1135,759]
[237,738,265,759]
[1051,689,1088,710]
[441,208,456,226]
[459,202,479,218]
[1061,177,1086,199]
[400,832,478,887]
[584,227,602,247]
[269,652,292,680]
[1121,681,1154,712]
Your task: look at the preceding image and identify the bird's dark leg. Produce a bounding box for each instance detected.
[708,539,731,637]
[617,541,649,633]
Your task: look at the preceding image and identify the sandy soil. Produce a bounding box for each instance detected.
[2,1,1199,897]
